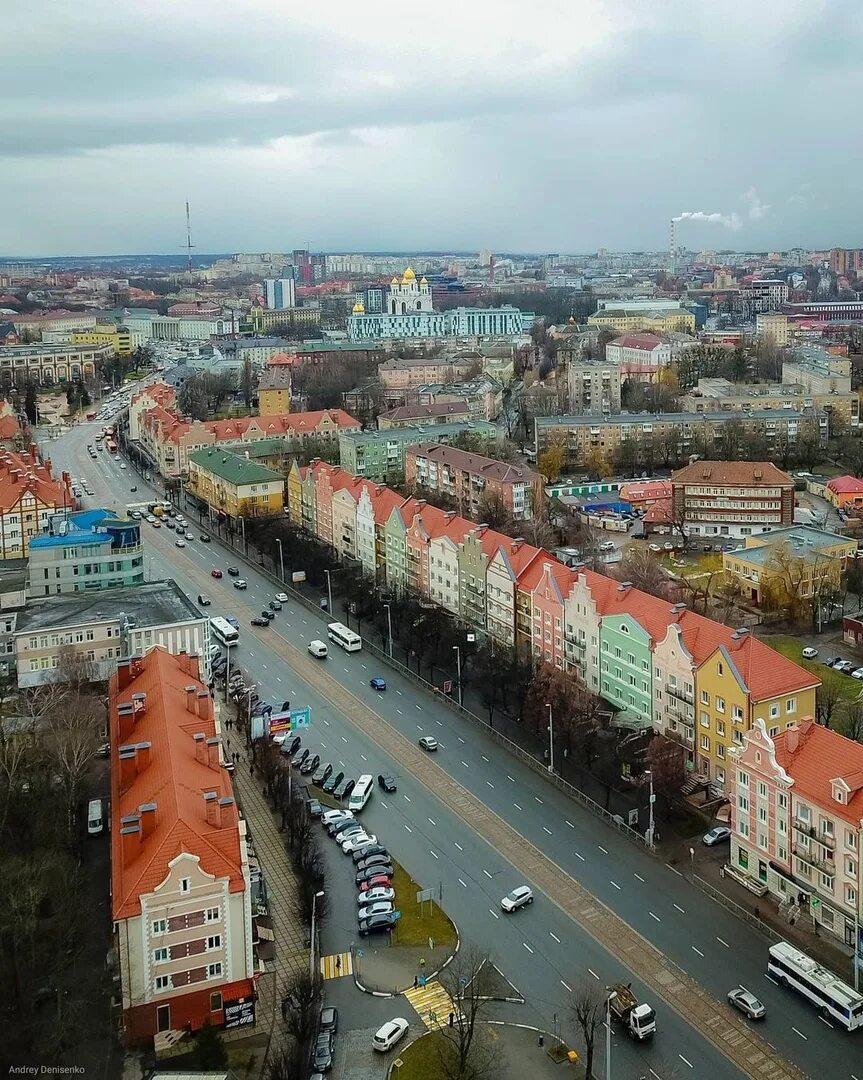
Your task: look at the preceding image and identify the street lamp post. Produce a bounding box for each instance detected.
[310,889,325,980]
[384,602,393,658]
[276,537,284,583]
[605,989,616,1080]
[324,569,334,617]
[453,645,462,707]
[545,702,554,774]
[645,769,655,848]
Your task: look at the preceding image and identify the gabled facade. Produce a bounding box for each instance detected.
[563,571,603,692]
[600,600,653,728]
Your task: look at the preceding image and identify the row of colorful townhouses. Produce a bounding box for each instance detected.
[287,461,820,794]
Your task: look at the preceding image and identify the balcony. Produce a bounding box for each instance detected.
[793,820,836,851]
[665,683,694,705]
[568,637,586,651]
[792,843,835,876]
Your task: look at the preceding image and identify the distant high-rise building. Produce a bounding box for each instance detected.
[828,248,863,277]
[264,278,296,310]
[292,249,312,285]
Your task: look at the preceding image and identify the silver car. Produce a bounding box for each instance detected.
[727,987,765,1020]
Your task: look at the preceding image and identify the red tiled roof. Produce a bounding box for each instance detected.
[773,719,863,826]
[619,480,672,502]
[0,448,70,513]
[0,414,21,439]
[642,499,672,523]
[407,442,537,485]
[607,333,665,351]
[827,475,863,495]
[673,460,793,487]
[110,648,245,921]
[379,402,470,423]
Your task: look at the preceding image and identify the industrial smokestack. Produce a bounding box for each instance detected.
[670,219,676,275]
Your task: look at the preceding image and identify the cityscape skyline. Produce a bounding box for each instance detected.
[2,1,861,256]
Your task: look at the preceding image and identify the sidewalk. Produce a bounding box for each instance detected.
[354,943,454,996]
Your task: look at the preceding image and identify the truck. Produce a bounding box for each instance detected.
[608,983,656,1040]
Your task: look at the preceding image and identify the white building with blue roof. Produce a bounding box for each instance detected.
[27,508,144,598]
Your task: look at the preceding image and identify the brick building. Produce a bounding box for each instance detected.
[670,460,794,540]
[405,442,542,520]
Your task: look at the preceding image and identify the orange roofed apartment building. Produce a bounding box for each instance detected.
[110,648,256,1047]
[0,446,74,559]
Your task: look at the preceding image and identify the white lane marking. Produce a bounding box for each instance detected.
[404,824,412,833]
[458,878,467,888]
[819,1016,834,1029]
[454,842,463,851]
[565,820,575,829]
[481,755,489,762]
[339,760,345,768]
[262,663,268,671]
[486,781,494,789]
[396,689,402,696]
[428,818,436,827]
[634,873,645,883]
[429,850,439,860]
[649,912,661,922]
[341,736,348,744]
[461,760,470,769]
[322,719,330,726]
[513,802,523,811]
[549,931,560,943]
[598,845,608,854]
[522,942,534,954]
[587,968,599,981]
[458,736,465,744]
[361,663,367,669]
[403,794,411,804]
[483,870,493,879]
[489,909,499,919]
[276,676,283,683]
[691,946,704,957]
[610,880,621,891]
[764,974,779,986]
[320,741,327,748]
[560,979,572,992]
[543,826,552,835]
[678,1055,693,1069]
[666,862,683,878]
[416,724,423,731]
[343,667,349,674]
[674,903,686,914]
[534,796,543,804]
[379,801,387,810]
[361,754,367,762]
[415,704,422,711]
[792,1027,807,1040]
[436,720,443,726]
[575,852,585,862]
[397,709,403,715]
[716,936,729,948]
[507,775,515,783]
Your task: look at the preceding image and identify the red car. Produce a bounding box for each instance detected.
[211,569,223,578]
[365,874,393,890]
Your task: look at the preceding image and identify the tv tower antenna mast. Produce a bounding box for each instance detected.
[185,200,195,283]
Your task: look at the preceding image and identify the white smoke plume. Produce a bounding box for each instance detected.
[743,187,770,220]
[672,210,742,230]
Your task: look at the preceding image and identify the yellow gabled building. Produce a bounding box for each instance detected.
[187,447,284,518]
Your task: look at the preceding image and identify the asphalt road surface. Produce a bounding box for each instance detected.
[43,418,863,1080]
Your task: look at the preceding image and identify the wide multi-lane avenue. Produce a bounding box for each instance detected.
[45,415,860,1080]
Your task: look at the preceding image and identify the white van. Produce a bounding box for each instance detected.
[308,640,328,659]
[87,798,104,836]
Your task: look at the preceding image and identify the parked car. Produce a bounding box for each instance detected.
[312,1032,334,1072]
[307,798,322,817]
[319,1006,338,1035]
[500,885,533,912]
[370,676,387,691]
[359,911,399,937]
[294,749,311,771]
[727,987,765,1020]
[702,826,732,846]
[357,886,395,906]
[313,762,333,786]
[357,870,393,889]
[372,1017,409,1052]
[352,842,387,863]
[356,863,394,887]
[378,774,397,793]
[322,770,343,795]
[322,808,353,827]
[418,736,439,751]
[355,853,392,873]
[342,833,377,855]
[801,647,818,659]
[599,541,615,552]
[358,901,395,921]
[300,753,320,776]
[280,735,302,757]
[334,777,355,800]
[333,822,365,843]
[852,667,863,680]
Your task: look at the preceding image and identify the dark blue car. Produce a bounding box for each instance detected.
[370,677,387,691]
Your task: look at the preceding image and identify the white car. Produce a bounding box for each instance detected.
[119,463,126,469]
[599,541,615,552]
[500,885,534,912]
[276,592,289,603]
[175,539,186,548]
[852,667,863,680]
[322,808,353,826]
[373,1018,409,1052]
[184,532,194,540]
[358,901,394,921]
[342,833,377,854]
[357,886,395,906]
[801,647,818,660]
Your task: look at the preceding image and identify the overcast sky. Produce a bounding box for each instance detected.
[1,0,861,258]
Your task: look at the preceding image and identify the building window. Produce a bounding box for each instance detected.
[179,878,190,894]
[207,935,221,950]
[155,975,170,991]
[769,703,780,719]
[207,963,222,979]
[206,907,219,922]
[739,794,749,812]
[738,770,749,787]
[153,919,167,935]
[210,992,223,1013]
[716,696,725,714]
[778,792,787,809]
[786,698,796,713]
[797,805,811,823]
[700,734,710,751]
[700,689,709,705]
[154,947,168,963]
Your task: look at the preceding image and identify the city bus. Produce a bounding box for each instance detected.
[348,774,374,812]
[106,439,117,454]
[210,617,240,648]
[767,941,863,1030]
[327,622,362,652]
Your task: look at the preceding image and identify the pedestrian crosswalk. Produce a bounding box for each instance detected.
[403,979,459,1030]
[320,951,353,980]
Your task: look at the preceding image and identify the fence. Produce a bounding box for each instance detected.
[693,874,782,944]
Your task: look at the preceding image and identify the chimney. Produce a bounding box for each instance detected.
[671,603,687,620]
[218,796,235,827]
[117,659,133,691]
[445,511,455,523]
[117,701,136,742]
[618,581,633,592]
[196,691,210,719]
[203,790,219,827]
[206,737,221,769]
[138,802,157,840]
[185,685,197,712]
[120,819,142,861]
[136,741,152,771]
[193,732,207,764]
[785,724,800,754]
[730,627,750,649]
[119,748,137,792]
[511,538,524,552]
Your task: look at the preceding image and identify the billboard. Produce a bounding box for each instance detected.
[268,705,312,735]
[224,998,255,1029]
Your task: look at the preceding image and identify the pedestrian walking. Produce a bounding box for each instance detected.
[281,998,287,1022]
[249,762,254,776]
[335,956,341,972]
[413,975,418,988]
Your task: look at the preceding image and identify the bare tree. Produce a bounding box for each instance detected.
[47,690,102,836]
[436,947,499,1080]
[816,679,843,729]
[240,356,257,412]
[616,544,668,597]
[570,977,605,1079]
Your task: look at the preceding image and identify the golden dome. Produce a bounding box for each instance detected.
[420,276,428,285]
[401,266,416,283]
[352,301,365,314]
[391,276,400,286]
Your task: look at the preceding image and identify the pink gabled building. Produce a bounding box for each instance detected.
[730,716,863,948]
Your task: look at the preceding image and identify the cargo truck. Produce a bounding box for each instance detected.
[608,983,656,1040]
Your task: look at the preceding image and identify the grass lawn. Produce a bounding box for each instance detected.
[392,1031,447,1080]
[761,634,860,702]
[392,862,457,948]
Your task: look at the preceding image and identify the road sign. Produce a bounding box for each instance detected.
[810,896,821,911]
[628,809,639,827]
[417,888,435,903]
[442,680,453,694]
